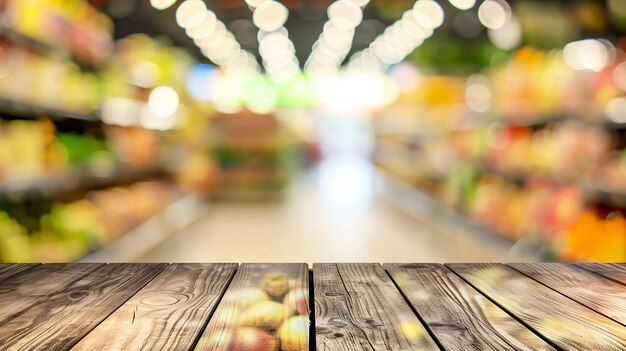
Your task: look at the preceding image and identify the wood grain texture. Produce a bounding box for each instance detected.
[314,263,439,351]
[71,263,237,351]
[576,263,626,285]
[0,263,103,327]
[448,263,626,350]
[385,263,554,351]
[0,263,166,351]
[0,264,39,283]
[195,263,309,351]
[510,263,626,326]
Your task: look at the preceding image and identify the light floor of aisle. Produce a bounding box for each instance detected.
[141,155,509,263]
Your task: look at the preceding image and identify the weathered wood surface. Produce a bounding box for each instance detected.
[0,263,103,327]
[510,263,626,326]
[576,263,626,285]
[314,263,439,351]
[448,263,626,350]
[195,263,309,351]
[386,263,554,351]
[0,264,39,283]
[0,263,166,351]
[72,263,237,351]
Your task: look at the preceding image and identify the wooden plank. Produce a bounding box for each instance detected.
[314,263,439,351]
[0,263,103,327]
[448,263,626,350]
[0,263,166,351]
[71,263,237,351]
[511,263,626,326]
[0,264,39,283]
[195,263,309,351]
[576,263,626,285]
[386,263,554,351]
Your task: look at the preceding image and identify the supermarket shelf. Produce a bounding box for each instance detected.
[79,194,210,262]
[457,115,626,131]
[584,185,626,208]
[0,24,106,70]
[0,96,99,122]
[0,164,164,202]
[376,165,549,262]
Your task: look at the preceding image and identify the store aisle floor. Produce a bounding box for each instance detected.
[141,155,507,263]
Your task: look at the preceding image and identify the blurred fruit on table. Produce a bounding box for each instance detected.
[200,270,309,351]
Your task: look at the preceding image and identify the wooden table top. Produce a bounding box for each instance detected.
[0,263,624,350]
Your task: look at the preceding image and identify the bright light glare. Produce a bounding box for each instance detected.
[253,1,289,31]
[488,16,522,50]
[186,11,217,39]
[563,39,613,72]
[613,62,626,91]
[151,0,177,10]
[478,0,510,29]
[328,0,363,30]
[149,86,180,117]
[176,0,207,29]
[347,0,370,7]
[413,0,445,29]
[401,12,433,39]
[245,0,269,8]
[466,83,491,113]
[315,72,397,109]
[606,97,626,123]
[449,0,475,10]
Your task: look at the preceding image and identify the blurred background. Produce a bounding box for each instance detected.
[0,0,624,263]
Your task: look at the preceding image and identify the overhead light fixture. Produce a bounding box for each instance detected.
[448,0,475,11]
[186,10,218,39]
[328,0,363,30]
[477,0,511,29]
[253,1,289,32]
[150,0,177,10]
[412,0,445,29]
[176,0,207,29]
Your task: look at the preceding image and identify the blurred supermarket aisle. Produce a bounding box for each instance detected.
[141,153,507,263]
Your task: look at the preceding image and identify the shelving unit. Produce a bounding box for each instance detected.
[0,96,99,123]
[79,194,210,262]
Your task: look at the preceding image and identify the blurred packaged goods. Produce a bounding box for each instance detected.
[375,43,626,261]
[210,110,296,197]
[0,0,114,67]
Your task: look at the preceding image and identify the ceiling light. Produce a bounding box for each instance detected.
[253,1,289,32]
[176,0,207,29]
[413,0,444,29]
[328,0,363,30]
[245,0,270,9]
[477,0,511,29]
[448,0,475,10]
[186,11,217,39]
[150,0,177,10]
[149,86,180,117]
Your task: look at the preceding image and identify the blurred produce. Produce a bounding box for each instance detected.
[0,0,114,66]
[200,270,309,350]
[375,43,626,261]
[211,111,296,196]
[0,180,177,262]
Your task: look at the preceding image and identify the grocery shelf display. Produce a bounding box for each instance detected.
[375,43,626,262]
